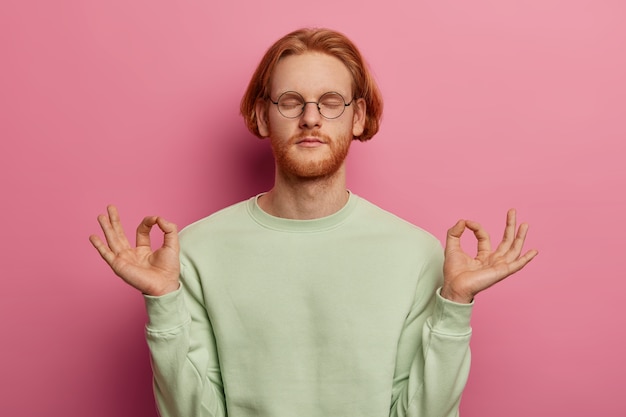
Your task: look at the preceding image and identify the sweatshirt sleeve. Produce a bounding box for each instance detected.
[144,261,226,417]
[390,241,473,417]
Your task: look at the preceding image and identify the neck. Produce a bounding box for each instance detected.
[258,164,349,220]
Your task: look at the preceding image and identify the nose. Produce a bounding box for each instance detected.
[299,102,322,129]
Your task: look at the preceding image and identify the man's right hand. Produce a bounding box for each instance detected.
[89,205,181,297]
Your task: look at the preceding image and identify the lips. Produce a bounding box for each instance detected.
[296,136,324,143]
[295,137,326,148]
[293,132,330,145]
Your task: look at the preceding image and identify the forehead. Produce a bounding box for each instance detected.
[270,52,353,96]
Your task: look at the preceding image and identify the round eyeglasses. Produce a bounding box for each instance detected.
[269,91,354,119]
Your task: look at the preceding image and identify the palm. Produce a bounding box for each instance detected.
[442,209,538,303]
[109,244,179,295]
[90,205,180,296]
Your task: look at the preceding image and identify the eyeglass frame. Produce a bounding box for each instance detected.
[267,91,355,120]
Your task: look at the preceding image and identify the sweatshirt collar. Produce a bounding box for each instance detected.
[247,191,358,232]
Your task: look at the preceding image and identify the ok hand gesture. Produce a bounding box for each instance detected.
[89,205,181,297]
[442,209,538,304]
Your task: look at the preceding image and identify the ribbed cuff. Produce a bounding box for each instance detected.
[429,288,473,335]
[143,284,189,332]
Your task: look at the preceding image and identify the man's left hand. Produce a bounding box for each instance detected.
[441,209,538,304]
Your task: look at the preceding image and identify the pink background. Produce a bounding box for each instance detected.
[2,0,625,415]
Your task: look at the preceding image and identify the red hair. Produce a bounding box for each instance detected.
[240,28,383,141]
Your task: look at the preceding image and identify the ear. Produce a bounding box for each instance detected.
[255,99,270,138]
[351,98,366,138]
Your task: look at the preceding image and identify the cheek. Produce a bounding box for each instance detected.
[267,115,295,138]
[340,119,357,136]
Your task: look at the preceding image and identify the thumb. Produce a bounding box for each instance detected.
[447,219,466,240]
[445,219,466,253]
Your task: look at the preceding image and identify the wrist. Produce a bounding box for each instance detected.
[441,284,474,304]
[146,281,180,297]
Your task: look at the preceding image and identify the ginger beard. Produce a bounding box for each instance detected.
[268,128,353,180]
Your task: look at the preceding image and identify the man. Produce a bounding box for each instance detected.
[90,28,537,417]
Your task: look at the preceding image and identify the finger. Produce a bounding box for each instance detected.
[97,212,122,252]
[508,222,530,257]
[89,234,116,265]
[136,216,158,248]
[464,220,492,256]
[100,205,131,252]
[495,208,517,254]
[107,205,124,233]
[156,217,179,251]
[505,248,539,275]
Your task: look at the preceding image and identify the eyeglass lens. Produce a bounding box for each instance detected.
[276,92,348,119]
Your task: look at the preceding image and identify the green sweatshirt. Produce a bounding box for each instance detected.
[144,193,473,417]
